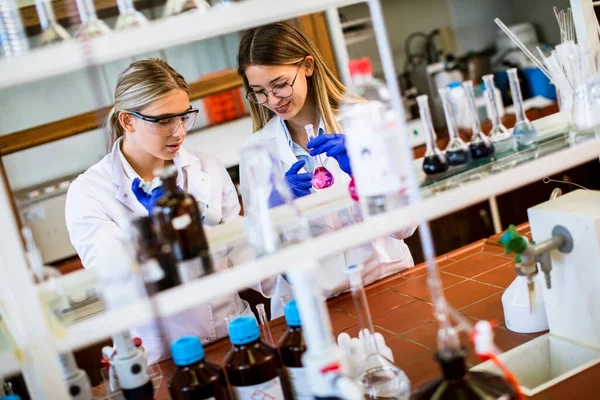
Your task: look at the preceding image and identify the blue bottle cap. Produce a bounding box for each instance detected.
[170,336,205,366]
[448,81,462,89]
[2,396,22,400]
[284,299,301,327]
[228,315,260,345]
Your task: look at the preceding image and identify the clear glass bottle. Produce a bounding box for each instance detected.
[0,0,29,57]
[74,0,111,39]
[410,349,517,399]
[342,58,408,216]
[417,94,448,175]
[115,0,149,30]
[34,0,71,46]
[463,81,494,159]
[507,68,537,148]
[439,87,470,166]
[482,74,513,154]
[152,165,214,282]
[345,265,410,399]
[163,0,211,17]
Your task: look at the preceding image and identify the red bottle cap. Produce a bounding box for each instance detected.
[133,337,143,347]
[348,58,373,77]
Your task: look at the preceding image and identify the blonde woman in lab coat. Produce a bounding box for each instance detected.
[237,23,417,303]
[65,59,285,364]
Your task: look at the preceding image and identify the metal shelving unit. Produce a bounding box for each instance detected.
[1,0,599,398]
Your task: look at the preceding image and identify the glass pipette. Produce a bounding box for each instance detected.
[305,124,335,189]
[463,80,494,159]
[256,303,274,345]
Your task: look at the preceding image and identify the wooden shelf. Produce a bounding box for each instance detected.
[0,68,243,156]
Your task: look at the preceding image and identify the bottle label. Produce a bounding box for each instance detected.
[232,377,285,400]
[140,259,165,283]
[176,257,203,282]
[172,213,192,230]
[286,367,312,399]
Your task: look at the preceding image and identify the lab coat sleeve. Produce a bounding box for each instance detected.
[217,158,242,221]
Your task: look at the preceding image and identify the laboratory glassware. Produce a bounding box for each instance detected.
[507,68,537,148]
[74,0,111,39]
[34,0,71,45]
[439,87,470,166]
[224,316,288,400]
[305,123,335,189]
[278,299,310,400]
[59,352,93,400]
[0,0,28,57]
[163,0,210,17]
[153,165,214,282]
[417,94,448,175]
[463,80,494,159]
[482,74,513,154]
[342,58,408,216]
[345,264,410,399]
[256,303,275,345]
[130,216,180,294]
[115,0,149,30]
[169,336,230,400]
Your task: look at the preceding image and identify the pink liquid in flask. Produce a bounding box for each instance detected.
[305,124,335,189]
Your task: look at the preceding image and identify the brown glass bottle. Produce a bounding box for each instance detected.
[169,336,230,400]
[152,165,214,282]
[130,216,180,295]
[224,316,287,400]
[410,350,518,399]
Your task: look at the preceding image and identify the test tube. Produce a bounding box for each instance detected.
[462,81,494,159]
[34,0,71,45]
[256,304,274,345]
[507,68,537,148]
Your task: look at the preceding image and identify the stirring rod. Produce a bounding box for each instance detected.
[256,304,274,345]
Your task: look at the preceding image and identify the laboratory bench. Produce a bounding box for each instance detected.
[132,222,599,400]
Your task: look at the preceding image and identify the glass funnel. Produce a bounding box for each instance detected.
[417,94,448,175]
[463,81,494,159]
[35,0,71,46]
[507,68,537,148]
[163,0,210,17]
[74,0,111,39]
[115,0,149,30]
[439,87,470,166]
[305,123,335,189]
[483,74,514,154]
[345,264,410,399]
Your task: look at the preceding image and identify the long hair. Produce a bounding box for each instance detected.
[237,22,346,133]
[105,58,189,148]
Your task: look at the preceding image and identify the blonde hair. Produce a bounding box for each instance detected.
[106,58,189,148]
[237,22,346,134]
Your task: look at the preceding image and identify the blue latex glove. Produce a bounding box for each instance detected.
[284,160,313,199]
[131,178,165,214]
[307,133,352,176]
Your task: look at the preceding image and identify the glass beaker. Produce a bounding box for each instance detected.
[115,0,149,30]
[305,124,335,189]
[163,0,211,17]
[346,265,410,399]
[439,87,470,166]
[417,94,448,175]
[74,0,111,39]
[0,0,29,57]
[463,81,494,159]
[507,68,537,148]
[482,74,513,154]
[35,0,71,46]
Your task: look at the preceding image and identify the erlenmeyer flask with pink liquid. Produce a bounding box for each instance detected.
[305,124,335,189]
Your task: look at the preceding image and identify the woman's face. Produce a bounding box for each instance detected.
[121,89,191,161]
[245,58,314,121]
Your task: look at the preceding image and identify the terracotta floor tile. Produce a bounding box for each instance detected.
[402,321,438,350]
[442,253,511,278]
[340,289,416,318]
[482,243,510,255]
[446,240,485,261]
[329,309,359,334]
[424,280,501,310]
[365,273,408,294]
[385,336,432,367]
[403,355,441,389]
[402,257,456,280]
[341,324,395,340]
[327,292,353,309]
[372,301,435,334]
[392,272,465,299]
[459,292,504,323]
[472,264,516,288]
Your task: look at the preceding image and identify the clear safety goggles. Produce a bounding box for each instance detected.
[130,107,199,136]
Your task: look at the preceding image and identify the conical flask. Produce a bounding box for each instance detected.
[417,94,448,175]
[463,80,494,159]
[439,87,470,166]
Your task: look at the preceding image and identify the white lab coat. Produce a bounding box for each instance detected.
[239,116,417,308]
[65,138,283,364]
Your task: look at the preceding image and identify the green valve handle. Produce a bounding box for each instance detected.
[498,224,528,255]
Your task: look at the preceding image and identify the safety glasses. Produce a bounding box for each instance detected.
[130,107,199,136]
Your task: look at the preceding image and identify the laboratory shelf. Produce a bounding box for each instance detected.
[55,130,600,353]
[0,0,363,90]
